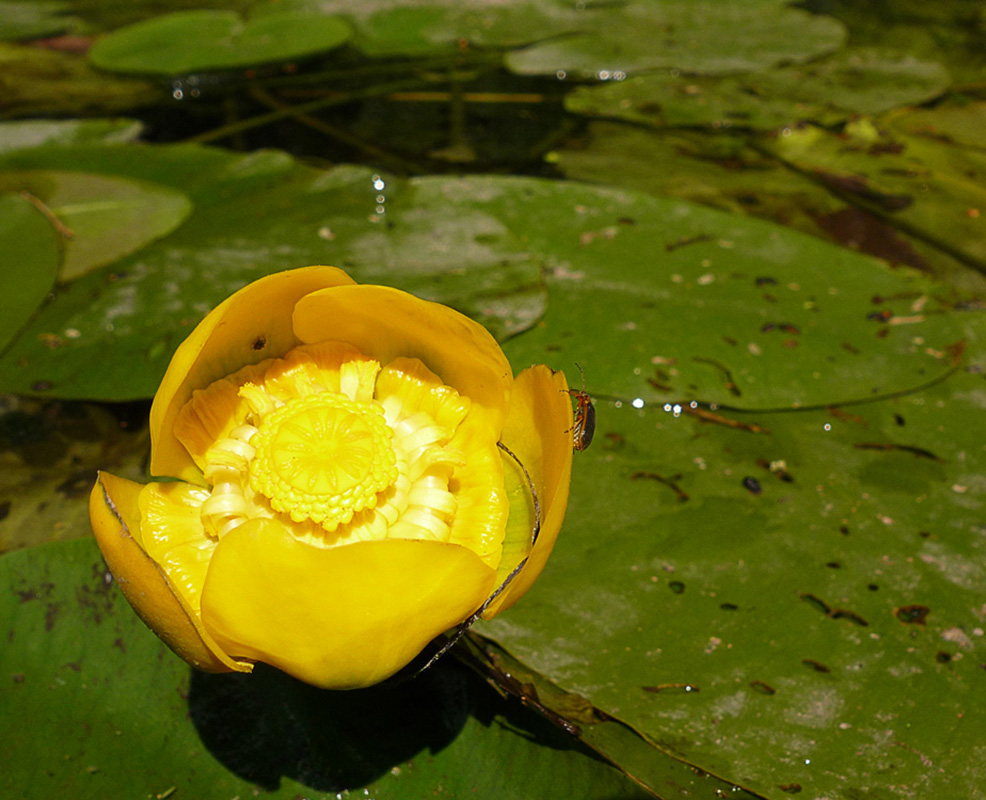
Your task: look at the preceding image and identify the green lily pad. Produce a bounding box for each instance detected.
[321,0,622,57]
[762,118,986,275]
[0,140,962,404]
[0,170,194,281]
[464,633,768,798]
[408,175,963,410]
[483,374,986,796]
[0,537,649,799]
[507,0,847,78]
[88,6,352,76]
[795,0,986,85]
[349,1,567,56]
[0,135,545,398]
[554,120,986,293]
[552,115,986,295]
[472,205,986,797]
[566,49,950,130]
[317,0,845,69]
[0,193,61,351]
[888,99,986,151]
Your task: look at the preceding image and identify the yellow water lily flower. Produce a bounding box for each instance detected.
[90,266,574,689]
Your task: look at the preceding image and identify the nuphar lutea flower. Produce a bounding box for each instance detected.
[90,266,574,689]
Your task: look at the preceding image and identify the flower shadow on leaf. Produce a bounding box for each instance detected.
[188,661,466,791]
[187,657,598,792]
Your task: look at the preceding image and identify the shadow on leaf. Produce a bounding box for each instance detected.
[188,654,600,793]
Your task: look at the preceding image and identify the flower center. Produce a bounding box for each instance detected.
[249,394,398,531]
[175,343,506,562]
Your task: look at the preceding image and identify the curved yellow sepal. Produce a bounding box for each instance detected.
[200,519,497,689]
[483,365,573,617]
[89,472,251,675]
[292,284,513,432]
[151,266,356,484]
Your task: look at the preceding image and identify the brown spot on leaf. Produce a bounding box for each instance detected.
[896,604,930,625]
[815,208,929,270]
[45,602,62,632]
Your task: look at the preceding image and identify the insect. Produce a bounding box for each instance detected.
[566,363,595,452]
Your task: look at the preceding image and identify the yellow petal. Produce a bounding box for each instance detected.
[89,472,251,674]
[151,266,356,483]
[137,481,216,615]
[483,365,573,617]
[445,411,509,566]
[293,284,512,433]
[200,518,496,689]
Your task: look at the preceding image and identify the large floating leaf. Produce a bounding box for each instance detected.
[0,139,962,404]
[412,175,963,409]
[88,6,352,75]
[466,181,986,796]
[0,128,545,398]
[506,0,847,78]
[482,359,986,796]
[796,0,986,85]
[762,117,986,275]
[555,117,986,294]
[890,99,986,151]
[0,537,650,800]
[349,0,569,56]
[309,0,846,70]
[462,633,769,798]
[566,49,950,130]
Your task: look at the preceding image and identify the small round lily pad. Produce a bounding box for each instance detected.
[88,7,351,76]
